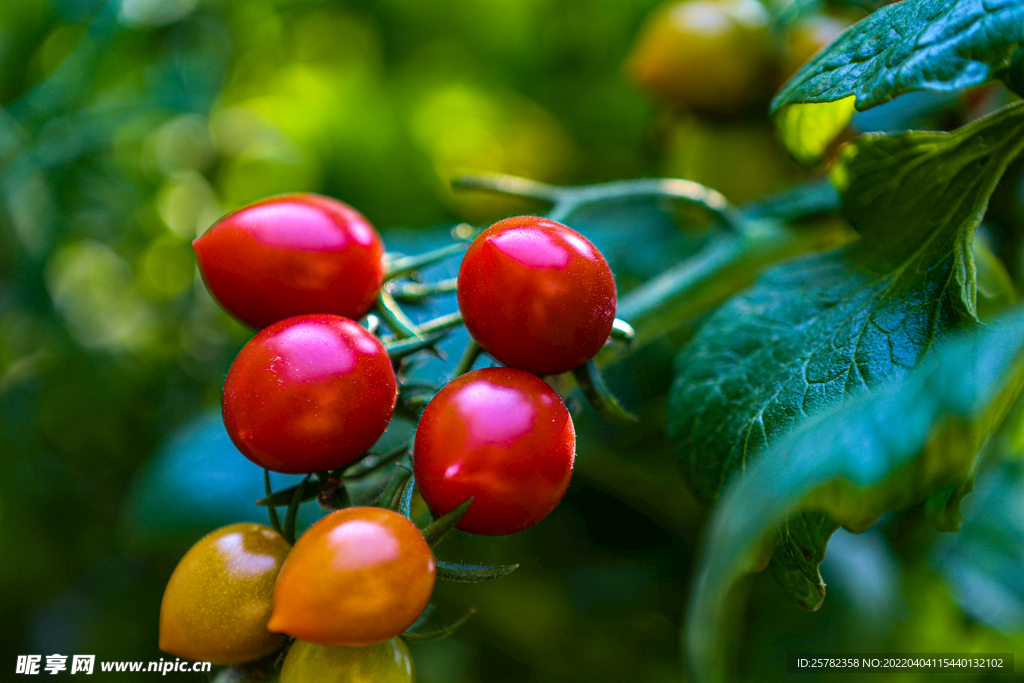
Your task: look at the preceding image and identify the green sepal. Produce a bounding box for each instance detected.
[436,560,519,583]
[374,464,412,509]
[398,477,415,519]
[344,443,409,480]
[421,498,472,548]
[572,360,638,426]
[400,609,476,644]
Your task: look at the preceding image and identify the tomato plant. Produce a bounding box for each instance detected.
[193,193,385,330]
[624,0,771,115]
[268,507,436,647]
[159,523,290,665]
[458,215,617,376]
[222,314,397,474]
[280,639,414,683]
[413,367,576,536]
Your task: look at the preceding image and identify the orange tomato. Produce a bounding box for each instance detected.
[268,507,436,647]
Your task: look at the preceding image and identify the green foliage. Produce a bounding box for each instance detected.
[685,305,1024,682]
[772,0,1024,161]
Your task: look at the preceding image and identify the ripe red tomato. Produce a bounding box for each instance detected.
[222,314,397,474]
[413,367,576,536]
[268,507,435,647]
[159,523,290,665]
[280,638,413,683]
[193,193,385,330]
[625,0,771,115]
[457,216,617,376]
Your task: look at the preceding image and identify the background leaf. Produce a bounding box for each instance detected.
[685,305,1024,683]
[771,0,1024,161]
[669,102,1024,605]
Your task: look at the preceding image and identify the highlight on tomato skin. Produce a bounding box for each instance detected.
[268,507,436,648]
[413,367,576,536]
[159,523,290,665]
[457,215,617,376]
[279,638,414,683]
[222,314,398,474]
[193,193,385,330]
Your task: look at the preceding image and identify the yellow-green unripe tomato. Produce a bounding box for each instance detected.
[625,0,771,115]
[280,638,414,683]
[159,523,290,665]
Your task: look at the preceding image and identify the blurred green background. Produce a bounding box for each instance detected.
[2,0,1024,681]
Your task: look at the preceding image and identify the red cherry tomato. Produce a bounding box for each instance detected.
[222,314,397,474]
[457,216,617,376]
[193,193,385,329]
[268,507,435,647]
[159,523,290,665]
[413,367,576,536]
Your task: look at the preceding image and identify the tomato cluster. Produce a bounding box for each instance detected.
[161,193,618,676]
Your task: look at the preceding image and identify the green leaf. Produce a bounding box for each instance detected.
[684,306,1024,683]
[771,0,1024,161]
[436,560,519,583]
[775,97,856,166]
[669,102,1024,604]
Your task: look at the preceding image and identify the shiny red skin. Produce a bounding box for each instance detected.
[222,314,397,474]
[457,216,617,376]
[194,193,385,330]
[413,367,576,535]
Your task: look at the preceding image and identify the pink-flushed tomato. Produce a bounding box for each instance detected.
[457,216,617,376]
[268,507,435,647]
[413,367,576,536]
[159,523,290,665]
[193,193,385,329]
[222,314,397,474]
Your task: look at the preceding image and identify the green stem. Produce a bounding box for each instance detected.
[452,171,744,232]
[550,178,744,232]
[451,172,564,203]
[263,469,283,536]
[384,243,468,281]
[453,338,483,377]
[375,289,424,340]
[387,278,459,303]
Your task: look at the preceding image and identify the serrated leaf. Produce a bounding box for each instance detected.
[771,0,1024,161]
[436,560,519,583]
[685,306,1024,683]
[669,102,1024,605]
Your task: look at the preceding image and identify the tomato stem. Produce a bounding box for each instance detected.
[386,277,459,303]
[263,469,283,537]
[282,474,311,544]
[383,242,468,281]
[375,289,425,340]
[452,338,483,377]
